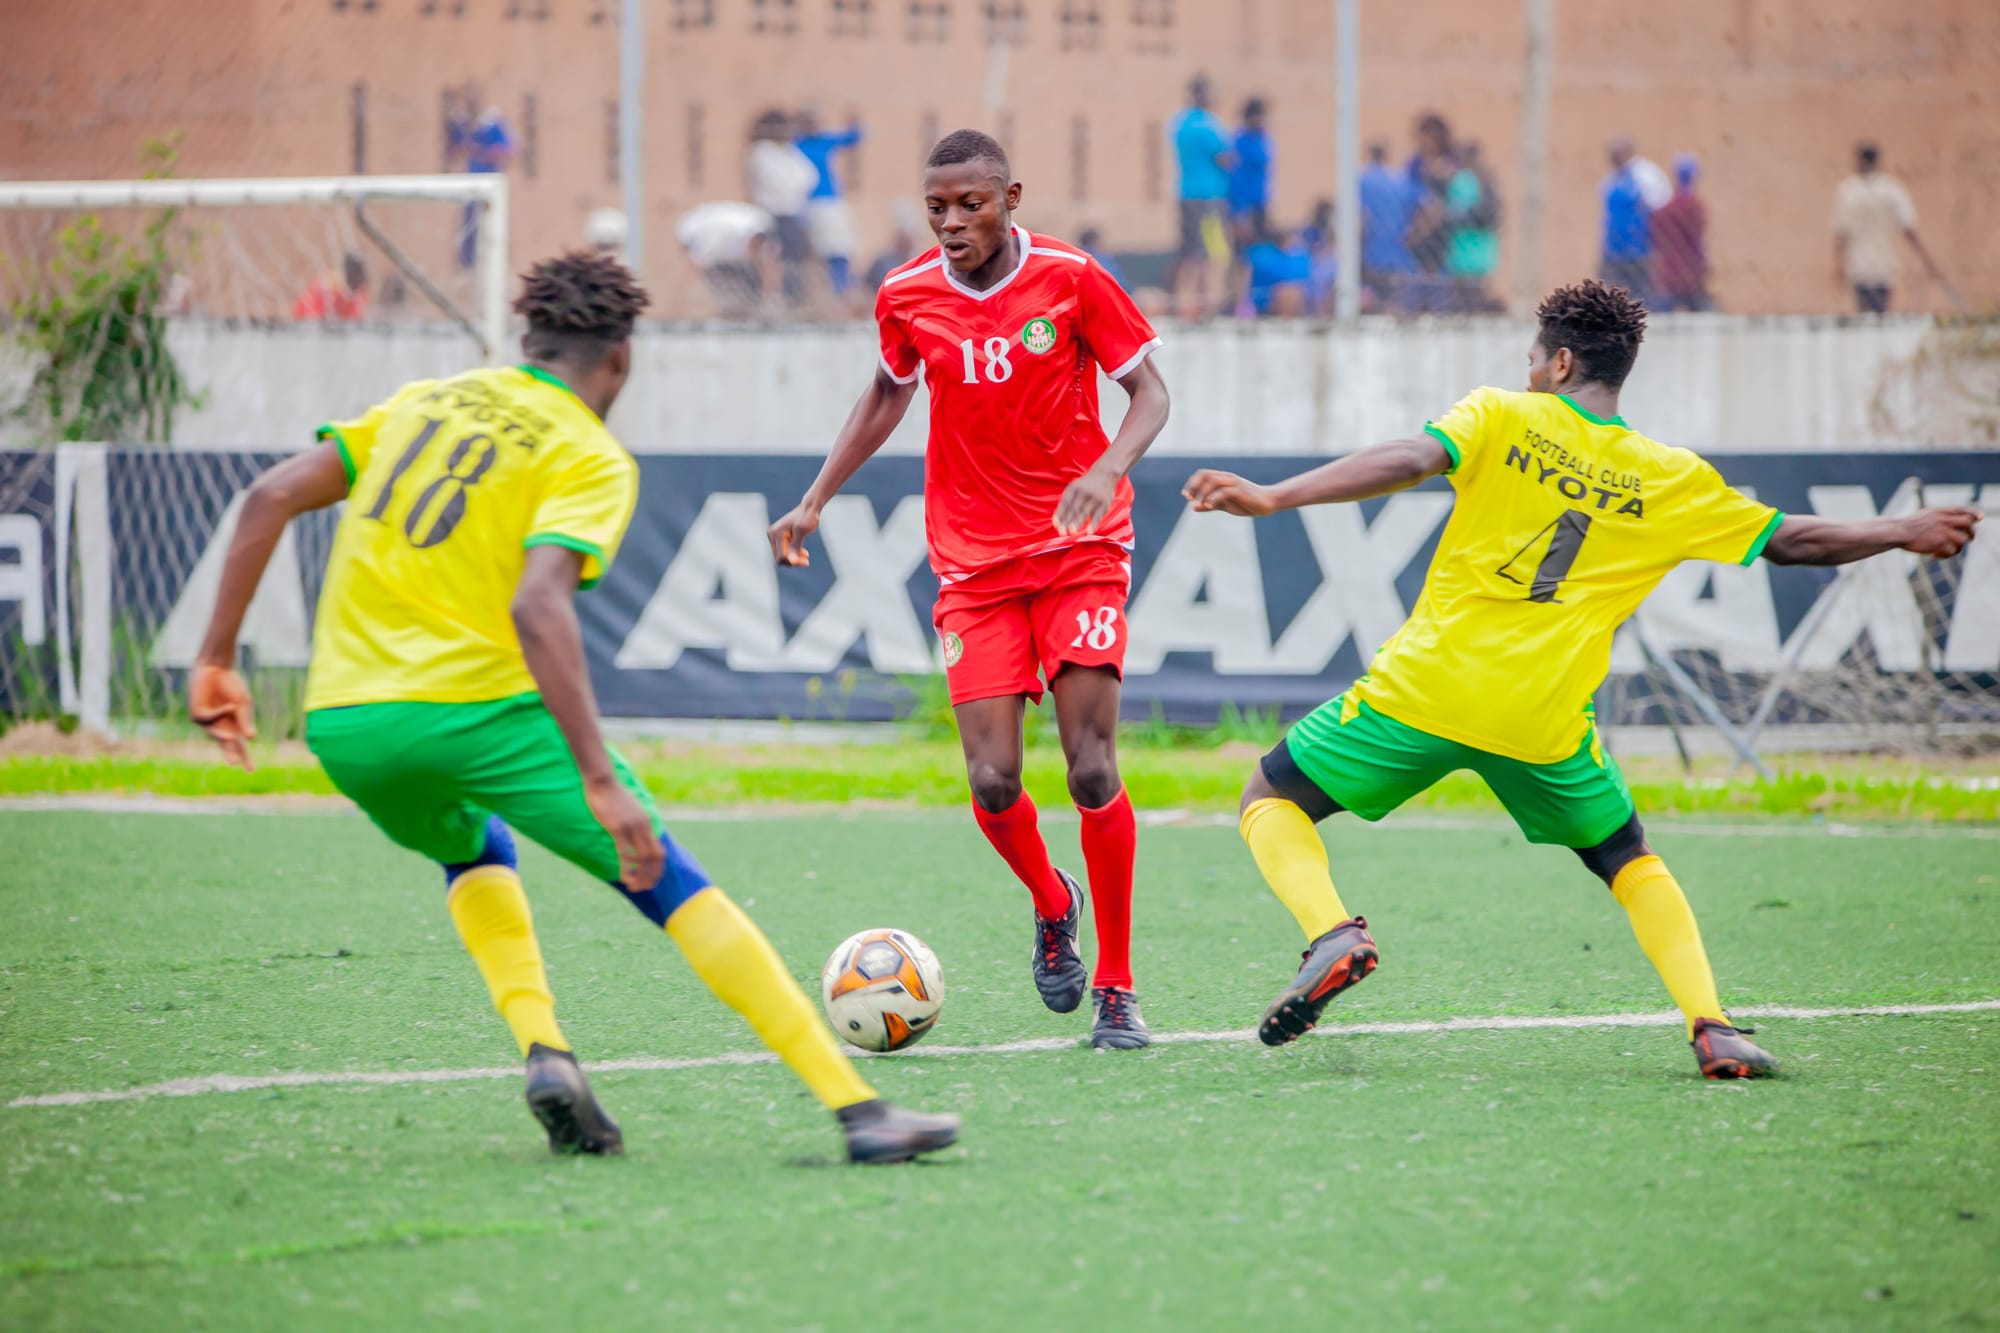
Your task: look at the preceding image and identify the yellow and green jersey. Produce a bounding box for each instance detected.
[1353,387,1783,764]
[304,365,639,712]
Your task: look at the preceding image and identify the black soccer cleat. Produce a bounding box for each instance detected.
[1031,869,1089,1014]
[1690,1018,1780,1080]
[1090,986,1151,1050]
[524,1043,624,1156]
[836,1098,962,1165]
[1258,916,1380,1047]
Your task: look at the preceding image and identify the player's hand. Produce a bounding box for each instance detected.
[1900,506,1981,559]
[1055,465,1119,536]
[1183,469,1278,517]
[584,774,665,891]
[768,501,821,567]
[189,662,257,772]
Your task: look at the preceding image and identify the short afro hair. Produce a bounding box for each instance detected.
[1535,279,1647,389]
[513,249,650,364]
[925,129,1011,181]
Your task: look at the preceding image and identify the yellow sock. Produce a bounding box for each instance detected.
[446,866,568,1057]
[1240,797,1350,941]
[666,887,876,1111]
[1612,855,1727,1038]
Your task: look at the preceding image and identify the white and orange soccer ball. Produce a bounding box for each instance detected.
[821,928,946,1052]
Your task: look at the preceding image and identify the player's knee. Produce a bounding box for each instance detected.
[1575,815,1650,886]
[440,815,517,887]
[1065,753,1120,809]
[966,761,1023,814]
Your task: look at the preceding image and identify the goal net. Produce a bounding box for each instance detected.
[0,175,509,450]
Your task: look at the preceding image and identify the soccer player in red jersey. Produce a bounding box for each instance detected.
[770,130,1171,1049]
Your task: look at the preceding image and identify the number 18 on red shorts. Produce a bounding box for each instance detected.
[933,545,1132,706]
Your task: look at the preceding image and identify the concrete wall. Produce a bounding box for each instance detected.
[0,315,1966,455]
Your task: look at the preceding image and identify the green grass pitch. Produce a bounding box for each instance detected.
[2,807,1995,1329]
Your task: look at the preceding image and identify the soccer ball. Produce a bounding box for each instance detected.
[821,928,945,1052]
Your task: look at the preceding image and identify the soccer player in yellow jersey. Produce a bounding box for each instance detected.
[1184,280,1980,1078]
[187,251,958,1162]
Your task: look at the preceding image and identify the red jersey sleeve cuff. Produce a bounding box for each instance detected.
[1106,338,1163,382]
[879,352,920,385]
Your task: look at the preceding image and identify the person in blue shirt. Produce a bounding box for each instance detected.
[1170,74,1233,313]
[1239,220,1313,318]
[1599,135,1670,304]
[1229,97,1274,237]
[448,98,514,270]
[1358,141,1417,311]
[794,109,864,301]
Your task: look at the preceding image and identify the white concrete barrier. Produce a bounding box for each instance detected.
[0,314,1962,454]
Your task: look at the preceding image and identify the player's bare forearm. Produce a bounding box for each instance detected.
[770,369,917,565]
[1763,508,1980,566]
[1055,360,1170,536]
[513,546,617,785]
[195,442,350,667]
[1182,436,1449,518]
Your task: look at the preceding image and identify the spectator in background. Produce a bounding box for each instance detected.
[1599,135,1671,304]
[1078,226,1129,289]
[864,203,922,293]
[677,200,775,318]
[1832,142,1949,314]
[584,207,630,257]
[1238,219,1312,318]
[1405,113,1459,313]
[1229,97,1274,237]
[1649,154,1711,312]
[1300,198,1338,315]
[1359,141,1417,312]
[447,95,514,270]
[794,108,864,305]
[292,252,369,322]
[746,110,821,310]
[1170,74,1233,315]
[1444,141,1502,312]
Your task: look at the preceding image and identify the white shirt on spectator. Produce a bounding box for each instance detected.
[677,202,774,267]
[747,140,819,220]
[1832,173,1918,287]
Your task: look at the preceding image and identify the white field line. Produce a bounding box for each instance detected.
[10,1000,1995,1111]
[6,795,2000,841]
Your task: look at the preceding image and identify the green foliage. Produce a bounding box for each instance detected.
[6,139,204,445]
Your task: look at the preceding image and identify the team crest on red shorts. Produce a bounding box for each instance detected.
[942,632,965,667]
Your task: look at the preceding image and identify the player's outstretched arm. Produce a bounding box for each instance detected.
[1183,435,1451,518]
[1762,507,1980,566]
[512,545,665,891]
[190,441,352,770]
[1055,358,1171,535]
[768,368,919,566]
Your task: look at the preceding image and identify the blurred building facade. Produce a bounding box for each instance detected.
[5,0,1997,317]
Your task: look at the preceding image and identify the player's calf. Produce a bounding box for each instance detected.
[1259,916,1379,1047]
[524,1043,623,1155]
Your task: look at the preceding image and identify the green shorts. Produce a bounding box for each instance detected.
[1263,693,1636,849]
[305,692,661,882]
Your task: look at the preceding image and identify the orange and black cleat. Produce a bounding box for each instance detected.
[1690,1017,1780,1080]
[1258,916,1379,1047]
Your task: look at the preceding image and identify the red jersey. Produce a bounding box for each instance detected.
[875,226,1162,582]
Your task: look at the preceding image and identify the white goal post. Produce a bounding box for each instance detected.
[0,174,510,358]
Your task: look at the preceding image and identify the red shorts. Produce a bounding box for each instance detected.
[933,544,1132,706]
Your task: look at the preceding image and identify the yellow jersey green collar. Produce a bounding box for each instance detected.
[516,363,604,424]
[1556,392,1627,430]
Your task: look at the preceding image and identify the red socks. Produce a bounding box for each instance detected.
[973,793,1070,920]
[1077,789,1136,990]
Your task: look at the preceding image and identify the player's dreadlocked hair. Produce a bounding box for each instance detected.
[925,129,1011,180]
[513,249,651,365]
[1535,279,1647,389]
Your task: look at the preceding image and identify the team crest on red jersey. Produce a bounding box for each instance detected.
[1021,317,1058,354]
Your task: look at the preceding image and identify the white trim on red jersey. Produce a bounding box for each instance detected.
[932,532,1136,586]
[941,226,1038,302]
[882,255,945,287]
[879,351,920,384]
[1105,336,1164,382]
